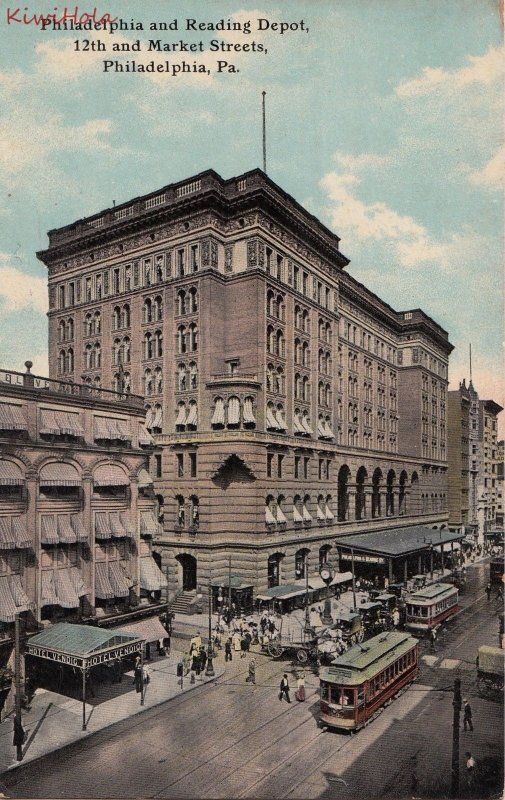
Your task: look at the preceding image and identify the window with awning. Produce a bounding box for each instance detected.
[301,415,313,435]
[317,418,326,438]
[41,571,58,606]
[93,464,129,487]
[140,510,158,537]
[40,409,84,438]
[95,561,114,599]
[41,568,87,608]
[139,423,155,446]
[243,397,256,425]
[266,406,278,430]
[0,517,16,549]
[108,560,132,597]
[0,517,30,548]
[39,462,81,487]
[275,409,287,431]
[145,407,154,431]
[0,575,30,622]
[41,515,59,545]
[325,504,334,520]
[0,460,24,486]
[0,403,28,431]
[302,504,312,522]
[42,514,83,545]
[316,505,326,520]
[139,556,167,591]
[137,468,153,489]
[265,505,277,524]
[151,407,163,430]
[211,398,225,427]
[276,506,287,524]
[54,569,80,608]
[175,404,187,427]
[293,505,303,523]
[95,512,112,540]
[323,421,334,439]
[227,397,240,426]
[110,512,127,538]
[94,417,131,442]
[293,414,304,434]
[57,515,77,544]
[70,515,89,543]
[120,512,135,538]
[186,403,198,428]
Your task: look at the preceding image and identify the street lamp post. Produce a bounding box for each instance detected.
[205,578,215,677]
[319,565,334,625]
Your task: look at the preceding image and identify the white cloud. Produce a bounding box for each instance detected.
[396,46,503,97]
[0,258,47,315]
[332,151,391,172]
[467,144,505,189]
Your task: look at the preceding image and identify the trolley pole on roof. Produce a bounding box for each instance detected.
[451,677,461,796]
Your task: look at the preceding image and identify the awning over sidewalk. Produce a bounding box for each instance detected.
[114,617,168,644]
[256,584,310,602]
[27,623,143,668]
[335,526,464,559]
[210,575,254,590]
[139,557,167,591]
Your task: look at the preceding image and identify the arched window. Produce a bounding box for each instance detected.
[143,298,153,324]
[386,470,395,516]
[178,325,186,354]
[372,468,382,518]
[144,332,153,360]
[276,366,284,395]
[112,306,121,331]
[277,295,285,321]
[94,375,101,389]
[152,403,162,431]
[267,552,283,588]
[66,348,74,373]
[267,289,275,317]
[276,330,284,358]
[337,465,350,522]
[154,330,163,357]
[302,309,309,333]
[227,396,241,428]
[113,338,121,365]
[318,381,324,406]
[189,323,198,351]
[295,548,310,579]
[189,496,199,527]
[294,305,301,329]
[94,342,101,368]
[154,295,163,321]
[302,375,309,402]
[211,397,225,428]
[265,494,277,526]
[178,363,187,391]
[294,338,301,364]
[144,368,153,396]
[84,344,92,370]
[186,400,197,430]
[189,287,198,313]
[94,311,101,334]
[122,337,130,365]
[267,325,274,354]
[66,319,74,341]
[294,374,301,401]
[302,341,309,367]
[154,366,163,394]
[177,290,186,316]
[84,314,93,337]
[325,384,331,407]
[356,466,367,521]
[176,495,185,527]
[399,470,408,514]
[58,347,66,373]
[189,362,198,390]
[122,304,130,329]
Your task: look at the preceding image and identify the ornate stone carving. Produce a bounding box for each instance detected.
[247,240,257,268]
[224,246,233,273]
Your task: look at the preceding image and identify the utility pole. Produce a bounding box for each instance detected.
[206,577,215,677]
[262,91,267,173]
[451,677,461,796]
[14,613,23,761]
[351,548,357,610]
[228,554,232,620]
[304,560,310,633]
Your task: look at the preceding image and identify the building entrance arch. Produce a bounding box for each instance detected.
[175,553,197,591]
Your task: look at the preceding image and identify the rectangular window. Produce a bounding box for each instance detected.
[176,453,184,477]
[266,247,272,274]
[191,245,199,272]
[293,266,300,291]
[113,269,120,294]
[294,455,300,479]
[277,454,284,478]
[318,459,323,480]
[177,250,185,276]
[189,452,197,478]
[154,453,162,478]
[86,277,92,302]
[103,272,109,295]
[267,453,274,478]
[304,457,310,480]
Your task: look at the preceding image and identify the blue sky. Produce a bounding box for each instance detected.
[0,1,503,428]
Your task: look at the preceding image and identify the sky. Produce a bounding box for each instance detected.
[0,0,503,432]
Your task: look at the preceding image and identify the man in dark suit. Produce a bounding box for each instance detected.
[279,673,291,703]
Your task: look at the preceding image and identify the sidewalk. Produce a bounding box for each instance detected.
[0,649,224,774]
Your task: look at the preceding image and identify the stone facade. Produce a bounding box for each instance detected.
[37,169,453,598]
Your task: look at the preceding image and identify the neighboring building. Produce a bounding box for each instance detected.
[447,381,471,531]
[477,399,503,540]
[0,364,165,713]
[36,169,454,604]
[496,439,504,528]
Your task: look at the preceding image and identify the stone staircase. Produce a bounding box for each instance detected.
[170,590,197,615]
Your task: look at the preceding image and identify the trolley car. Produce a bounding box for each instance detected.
[405,583,458,634]
[319,631,418,732]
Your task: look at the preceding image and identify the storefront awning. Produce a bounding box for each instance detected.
[140,510,158,537]
[39,462,81,487]
[94,417,131,442]
[137,468,153,488]
[108,561,131,597]
[57,515,77,544]
[109,512,128,538]
[27,623,143,668]
[335,526,465,559]
[71,515,89,543]
[41,515,59,545]
[331,571,353,586]
[95,512,112,540]
[0,403,28,431]
[256,584,309,602]
[0,460,24,486]
[114,617,168,644]
[93,464,129,487]
[0,575,30,622]
[210,575,254,590]
[139,556,167,591]
[139,423,155,446]
[95,561,115,599]
[0,517,16,549]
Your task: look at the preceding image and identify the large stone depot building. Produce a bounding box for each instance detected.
[36,169,454,604]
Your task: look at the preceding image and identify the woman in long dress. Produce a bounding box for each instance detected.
[295,671,306,702]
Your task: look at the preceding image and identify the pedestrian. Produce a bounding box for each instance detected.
[463,699,474,732]
[225,636,233,662]
[279,673,291,703]
[246,657,256,685]
[199,646,207,673]
[486,582,492,602]
[429,626,437,653]
[240,634,248,658]
[465,751,476,789]
[192,650,201,677]
[134,658,142,694]
[392,608,400,628]
[232,629,242,652]
[497,586,504,601]
[295,671,306,702]
[143,664,150,685]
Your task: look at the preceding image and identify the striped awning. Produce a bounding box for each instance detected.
[69,567,87,597]
[151,407,163,429]
[110,512,127,538]
[95,512,112,540]
[175,405,187,426]
[139,556,167,591]
[0,517,16,549]
[275,409,287,432]
[139,424,154,446]
[41,571,58,606]
[138,468,153,488]
[94,417,111,440]
[93,464,129,487]
[95,561,114,600]
[70,515,89,543]
[211,399,225,427]
[12,517,30,548]
[227,397,240,426]
[39,409,61,435]
[108,561,131,597]
[0,460,24,486]
[266,407,278,430]
[323,421,334,439]
[140,510,158,537]
[186,403,197,427]
[317,418,326,438]
[57,516,77,544]
[94,417,131,441]
[39,462,81,487]
[145,408,154,430]
[0,403,28,431]
[301,415,313,435]
[54,569,80,608]
[0,575,30,622]
[243,397,256,425]
[293,414,304,434]
[120,512,135,538]
[41,515,59,545]
[56,411,84,437]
